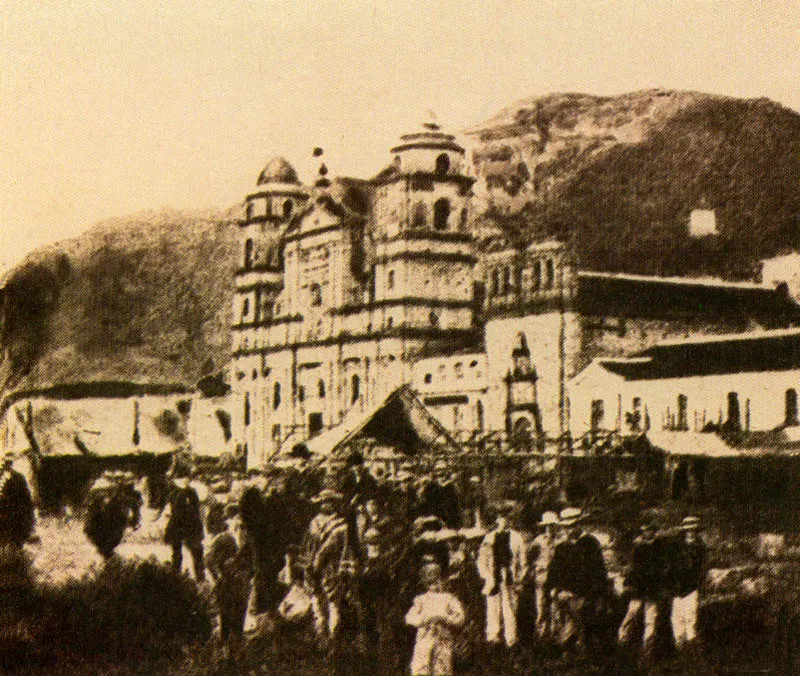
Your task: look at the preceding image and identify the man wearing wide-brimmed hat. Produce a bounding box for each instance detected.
[477,501,527,648]
[670,515,705,650]
[302,487,353,639]
[545,507,608,652]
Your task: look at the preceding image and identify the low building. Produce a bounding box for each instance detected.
[569,328,800,440]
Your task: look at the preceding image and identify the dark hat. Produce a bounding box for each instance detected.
[346,450,365,467]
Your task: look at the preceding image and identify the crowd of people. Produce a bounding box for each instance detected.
[5,449,708,674]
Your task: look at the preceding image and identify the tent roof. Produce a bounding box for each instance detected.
[303,385,461,457]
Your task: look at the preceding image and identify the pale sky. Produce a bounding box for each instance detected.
[2,0,799,270]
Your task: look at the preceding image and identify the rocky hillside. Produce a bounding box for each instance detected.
[466,89,800,279]
[0,208,240,395]
[3,90,800,393]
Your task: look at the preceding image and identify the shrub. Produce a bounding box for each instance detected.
[21,558,211,671]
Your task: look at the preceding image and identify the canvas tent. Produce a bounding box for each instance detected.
[303,385,461,458]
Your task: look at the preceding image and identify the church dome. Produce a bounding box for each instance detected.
[390,121,465,155]
[257,156,299,186]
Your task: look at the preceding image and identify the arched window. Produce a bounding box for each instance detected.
[244,393,251,427]
[545,259,555,289]
[283,199,293,219]
[677,394,688,431]
[318,379,326,399]
[512,417,533,452]
[310,283,322,306]
[503,266,512,295]
[459,207,468,231]
[412,202,428,229]
[533,260,542,291]
[433,198,450,231]
[242,298,250,319]
[244,239,254,269]
[476,400,485,432]
[387,270,395,290]
[273,382,281,410]
[386,316,393,329]
[245,202,254,221]
[787,389,799,426]
[435,153,450,177]
[351,374,361,405]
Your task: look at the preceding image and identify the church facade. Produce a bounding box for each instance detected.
[231,123,509,464]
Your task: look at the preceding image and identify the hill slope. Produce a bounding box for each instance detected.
[0,208,239,395]
[3,90,800,393]
[466,89,800,278]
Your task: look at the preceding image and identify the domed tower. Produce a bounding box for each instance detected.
[235,157,308,328]
[232,157,308,461]
[370,120,477,336]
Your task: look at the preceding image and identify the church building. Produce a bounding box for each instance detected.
[231,122,800,466]
[231,123,489,464]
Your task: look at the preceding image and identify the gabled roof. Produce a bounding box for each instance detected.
[303,385,461,457]
[599,328,800,380]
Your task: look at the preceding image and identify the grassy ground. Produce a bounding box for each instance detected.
[8,513,757,676]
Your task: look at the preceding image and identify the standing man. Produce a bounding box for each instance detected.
[477,502,528,649]
[545,507,608,654]
[530,511,561,643]
[671,516,706,650]
[164,466,206,582]
[618,521,663,657]
[0,453,35,548]
[302,488,353,639]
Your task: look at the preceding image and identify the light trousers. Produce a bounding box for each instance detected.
[672,590,698,648]
[618,597,658,649]
[485,582,518,647]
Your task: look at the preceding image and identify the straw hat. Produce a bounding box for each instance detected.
[559,507,584,527]
[680,515,701,531]
[312,488,343,504]
[539,511,560,527]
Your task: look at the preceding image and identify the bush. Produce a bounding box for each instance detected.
[20,558,211,671]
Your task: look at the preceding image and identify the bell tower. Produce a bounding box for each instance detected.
[505,332,543,449]
[370,119,477,334]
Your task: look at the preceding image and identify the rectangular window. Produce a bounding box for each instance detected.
[308,413,324,438]
[590,399,604,432]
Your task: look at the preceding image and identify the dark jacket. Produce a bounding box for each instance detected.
[0,469,35,547]
[673,537,706,596]
[418,480,462,529]
[546,532,608,598]
[84,488,130,558]
[164,485,204,545]
[625,535,663,600]
[341,468,379,509]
